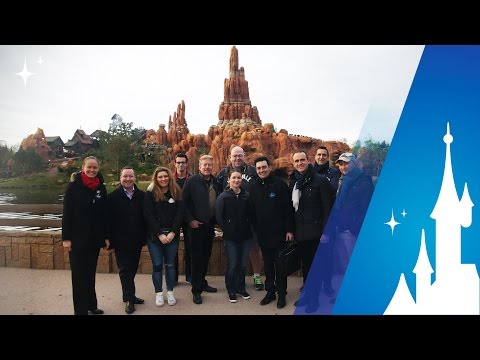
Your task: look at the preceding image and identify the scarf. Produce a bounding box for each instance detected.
[293,163,314,191]
[292,164,314,212]
[80,171,100,191]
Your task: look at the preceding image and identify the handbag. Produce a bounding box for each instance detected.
[277,241,301,276]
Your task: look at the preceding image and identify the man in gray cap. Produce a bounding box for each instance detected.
[333,152,374,272]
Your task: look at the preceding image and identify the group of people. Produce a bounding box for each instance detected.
[62,145,374,315]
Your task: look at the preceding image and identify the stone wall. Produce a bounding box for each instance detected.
[0,231,300,276]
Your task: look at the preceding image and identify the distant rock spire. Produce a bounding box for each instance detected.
[229,46,239,76]
[218,46,261,127]
[167,100,190,145]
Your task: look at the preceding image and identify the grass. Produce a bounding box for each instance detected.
[0,172,70,189]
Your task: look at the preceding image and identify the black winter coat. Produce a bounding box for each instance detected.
[249,174,295,248]
[289,172,333,242]
[144,190,184,237]
[215,188,252,242]
[107,185,146,251]
[313,162,341,195]
[62,172,108,251]
[183,174,219,224]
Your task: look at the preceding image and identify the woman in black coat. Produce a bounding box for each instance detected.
[144,166,184,307]
[62,156,110,315]
[215,170,253,303]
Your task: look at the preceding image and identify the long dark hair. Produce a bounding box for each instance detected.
[150,167,182,202]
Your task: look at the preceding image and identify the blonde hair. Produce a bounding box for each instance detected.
[83,155,100,165]
[199,154,213,164]
[150,166,182,202]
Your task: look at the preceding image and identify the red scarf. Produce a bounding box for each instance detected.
[80,172,100,191]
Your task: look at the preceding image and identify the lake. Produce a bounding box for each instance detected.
[0,190,64,231]
[0,189,64,205]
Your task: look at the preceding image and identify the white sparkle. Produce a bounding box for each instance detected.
[385,209,401,235]
[16,57,34,87]
[401,209,407,217]
[37,56,44,64]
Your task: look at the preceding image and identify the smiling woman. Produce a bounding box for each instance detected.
[62,155,110,315]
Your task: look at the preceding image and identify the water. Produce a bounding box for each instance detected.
[0,189,64,205]
[0,190,63,231]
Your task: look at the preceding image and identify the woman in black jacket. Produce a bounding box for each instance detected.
[215,170,252,303]
[62,156,110,315]
[144,167,184,307]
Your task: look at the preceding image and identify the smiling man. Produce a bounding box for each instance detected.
[107,166,146,314]
[248,156,294,309]
[289,151,333,309]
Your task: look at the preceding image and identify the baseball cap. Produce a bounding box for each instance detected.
[335,152,356,163]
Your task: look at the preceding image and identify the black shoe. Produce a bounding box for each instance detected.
[123,296,145,305]
[237,290,251,300]
[88,308,104,315]
[277,296,286,309]
[260,292,276,305]
[125,301,135,314]
[202,285,217,293]
[193,293,202,304]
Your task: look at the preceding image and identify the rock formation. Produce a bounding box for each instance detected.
[167,100,190,145]
[143,46,350,175]
[217,46,261,127]
[20,128,50,161]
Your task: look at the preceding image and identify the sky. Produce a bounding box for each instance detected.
[0,45,424,149]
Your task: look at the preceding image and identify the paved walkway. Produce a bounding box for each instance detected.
[0,268,305,315]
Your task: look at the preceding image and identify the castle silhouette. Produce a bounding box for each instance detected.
[385,123,479,315]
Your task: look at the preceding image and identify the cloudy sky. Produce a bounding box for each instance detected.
[0,45,424,148]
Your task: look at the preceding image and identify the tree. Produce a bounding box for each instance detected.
[0,143,14,177]
[358,139,389,177]
[97,122,137,174]
[11,148,45,175]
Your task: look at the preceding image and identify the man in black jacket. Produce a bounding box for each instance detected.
[249,156,295,309]
[289,151,333,310]
[108,167,146,314]
[313,146,340,296]
[183,155,220,304]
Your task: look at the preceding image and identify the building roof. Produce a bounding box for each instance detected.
[64,140,77,147]
[45,136,64,144]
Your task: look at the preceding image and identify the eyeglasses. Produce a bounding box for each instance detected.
[175,161,187,164]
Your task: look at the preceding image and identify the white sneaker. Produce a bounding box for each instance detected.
[155,292,164,307]
[167,291,176,306]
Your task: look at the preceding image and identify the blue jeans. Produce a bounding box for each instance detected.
[223,239,250,294]
[146,235,179,292]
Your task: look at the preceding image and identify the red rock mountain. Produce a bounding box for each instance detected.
[20,128,50,161]
[145,46,350,175]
